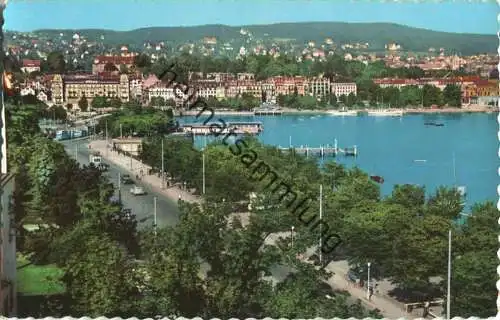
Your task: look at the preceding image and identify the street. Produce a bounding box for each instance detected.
[60,138,180,228]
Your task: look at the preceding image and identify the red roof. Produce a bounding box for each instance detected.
[94,55,135,65]
[22,59,41,67]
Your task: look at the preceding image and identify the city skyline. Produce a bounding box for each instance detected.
[4,0,498,35]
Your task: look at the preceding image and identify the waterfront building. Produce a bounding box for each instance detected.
[50,72,130,107]
[145,82,190,107]
[306,76,331,98]
[226,80,262,99]
[0,1,17,315]
[191,80,219,100]
[331,82,357,97]
[270,76,306,96]
[261,80,277,103]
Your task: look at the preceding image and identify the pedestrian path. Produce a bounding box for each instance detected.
[298,247,410,319]
[89,140,200,203]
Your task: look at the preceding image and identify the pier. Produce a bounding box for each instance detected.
[278,139,358,157]
[181,121,264,135]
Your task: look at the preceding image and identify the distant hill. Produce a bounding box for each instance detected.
[29,22,496,55]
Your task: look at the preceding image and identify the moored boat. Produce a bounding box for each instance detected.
[368,109,404,117]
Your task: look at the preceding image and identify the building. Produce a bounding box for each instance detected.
[129,74,143,100]
[226,80,262,99]
[92,54,136,74]
[191,80,219,100]
[145,82,190,107]
[50,73,130,107]
[270,76,306,97]
[306,77,331,98]
[0,1,17,315]
[20,59,40,73]
[331,82,357,98]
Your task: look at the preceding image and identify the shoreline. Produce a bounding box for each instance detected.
[176,106,497,117]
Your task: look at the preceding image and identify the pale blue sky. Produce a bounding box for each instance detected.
[4,0,498,34]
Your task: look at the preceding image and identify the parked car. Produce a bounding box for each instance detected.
[98,163,109,172]
[122,174,134,185]
[130,185,146,196]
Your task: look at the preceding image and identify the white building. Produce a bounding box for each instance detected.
[37,91,48,102]
[331,83,357,97]
[146,83,190,106]
[306,77,331,98]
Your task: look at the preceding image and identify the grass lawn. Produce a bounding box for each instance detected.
[16,255,66,296]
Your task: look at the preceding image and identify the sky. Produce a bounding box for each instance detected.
[4,0,498,35]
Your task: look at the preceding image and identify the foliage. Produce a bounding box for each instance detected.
[31,22,496,54]
[99,104,178,137]
[78,96,88,111]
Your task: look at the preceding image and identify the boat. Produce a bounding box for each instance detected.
[424,122,444,127]
[327,107,358,116]
[327,110,358,116]
[368,109,404,117]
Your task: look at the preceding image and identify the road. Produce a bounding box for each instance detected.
[59,138,403,316]
[60,138,180,228]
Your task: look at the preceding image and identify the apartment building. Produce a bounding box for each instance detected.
[331,82,357,97]
[51,73,130,106]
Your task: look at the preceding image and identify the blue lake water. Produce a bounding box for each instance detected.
[181,113,499,207]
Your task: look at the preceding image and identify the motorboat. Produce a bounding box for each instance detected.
[327,110,358,116]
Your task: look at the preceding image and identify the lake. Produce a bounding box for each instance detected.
[182,113,498,208]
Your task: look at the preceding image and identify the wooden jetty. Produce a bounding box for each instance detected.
[278,139,357,157]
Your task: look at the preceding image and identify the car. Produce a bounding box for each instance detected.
[122,174,134,185]
[130,185,146,196]
[98,163,109,172]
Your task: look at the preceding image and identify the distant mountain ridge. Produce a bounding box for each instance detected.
[24,22,497,54]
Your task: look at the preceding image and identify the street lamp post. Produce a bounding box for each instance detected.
[202,150,206,195]
[291,226,295,248]
[367,262,371,300]
[161,139,165,189]
[153,196,157,236]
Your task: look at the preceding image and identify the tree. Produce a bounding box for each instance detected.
[104,62,118,72]
[61,230,140,316]
[387,184,425,214]
[91,96,109,109]
[443,84,462,107]
[134,53,152,69]
[45,51,66,73]
[78,96,88,112]
[346,92,356,108]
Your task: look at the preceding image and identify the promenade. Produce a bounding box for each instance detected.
[89,139,200,203]
[91,138,418,318]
